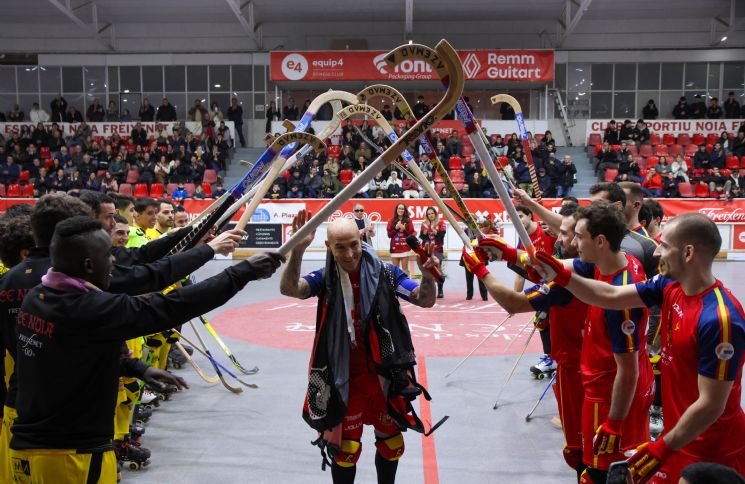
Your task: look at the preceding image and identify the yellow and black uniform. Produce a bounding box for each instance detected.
[127,226,150,249]
[10,259,265,482]
[0,245,216,481]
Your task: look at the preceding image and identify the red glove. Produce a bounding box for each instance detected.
[527,251,572,287]
[476,237,518,264]
[592,418,622,455]
[627,438,672,484]
[462,247,489,280]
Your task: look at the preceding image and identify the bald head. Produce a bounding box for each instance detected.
[327,218,360,243]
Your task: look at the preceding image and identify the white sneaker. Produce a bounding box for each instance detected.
[141,389,159,405]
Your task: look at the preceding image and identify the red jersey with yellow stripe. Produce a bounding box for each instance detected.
[636,276,745,460]
[517,223,557,254]
[574,254,654,401]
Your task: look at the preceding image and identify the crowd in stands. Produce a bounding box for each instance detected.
[0,98,239,199]
[590,119,745,199]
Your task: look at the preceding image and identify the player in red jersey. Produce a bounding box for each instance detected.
[527,212,745,483]
[463,202,589,480]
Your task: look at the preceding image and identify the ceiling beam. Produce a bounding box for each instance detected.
[47,0,115,50]
[225,0,261,49]
[404,0,413,39]
[556,0,593,47]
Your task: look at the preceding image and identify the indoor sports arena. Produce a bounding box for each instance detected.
[0,1,744,483]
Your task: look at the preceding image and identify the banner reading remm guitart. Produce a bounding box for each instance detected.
[270,50,554,82]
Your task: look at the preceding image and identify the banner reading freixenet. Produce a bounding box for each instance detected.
[270,50,554,82]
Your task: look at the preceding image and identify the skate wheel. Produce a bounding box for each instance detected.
[129,462,140,471]
[174,363,182,369]
[538,373,545,380]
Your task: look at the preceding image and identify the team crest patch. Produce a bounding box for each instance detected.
[621,320,636,335]
[715,342,735,361]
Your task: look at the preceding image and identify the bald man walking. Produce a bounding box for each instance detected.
[280,212,440,484]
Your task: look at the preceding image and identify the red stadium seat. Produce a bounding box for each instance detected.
[604,169,618,182]
[22,184,34,198]
[434,171,443,183]
[669,144,684,157]
[96,169,108,177]
[497,156,509,167]
[742,156,745,167]
[339,169,353,185]
[184,183,195,197]
[201,182,213,198]
[654,144,669,156]
[726,156,741,170]
[450,170,465,183]
[640,169,649,178]
[166,183,178,196]
[639,144,653,158]
[646,156,659,168]
[149,183,164,198]
[19,170,30,183]
[685,144,698,156]
[677,182,694,198]
[328,145,341,158]
[611,144,622,152]
[434,183,446,195]
[691,133,705,145]
[628,144,638,156]
[705,143,713,153]
[694,183,710,198]
[448,156,462,170]
[134,183,149,198]
[588,133,602,146]
[118,184,132,195]
[649,133,661,145]
[677,133,691,146]
[6,184,21,197]
[203,169,218,185]
[453,182,465,192]
[0,185,5,197]
[634,156,645,169]
[462,145,474,157]
[126,170,139,184]
[40,146,50,158]
[721,169,731,177]
[706,133,718,145]
[662,133,675,145]
[534,133,544,145]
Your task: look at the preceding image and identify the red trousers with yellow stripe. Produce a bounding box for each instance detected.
[553,365,583,457]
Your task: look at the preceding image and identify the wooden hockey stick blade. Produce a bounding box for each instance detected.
[177,331,258,389]
[199,315,258,375]
[184,322,244,394]
[173,341,220,384]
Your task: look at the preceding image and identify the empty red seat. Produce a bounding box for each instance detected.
[462,145,474,157]
[694,183,710,198]
[19,170,30,183]
[201,182,213,197]
[203,169,218,185]
[434,182,446,195]
[497,156,509,167]
[634,156,645,169]
[448,156,462,170]
[677,133,691,145]
[118,184,132,195]
[662,133,675,145]
[726,156,741,170]
[706,133,718,145]
[611,144,622,152]
[628,144,638,156]
[604,169,618,182]
[184,183,196,197]
[6,184,21,197]
[0,185,5,197]
[453,182,465,192]
[685,144,699,156]
[588,133,602,146]
[691,133,705,145]
[96,169,108,177]
[678,182,694,198]
[669,144,684,157]
[706,143,714,153]
[134,183,149,198]
[646,155,659,168]
[22,184,34,198]
[126,170,139,184]
[339,169,353,185]
[328,145,341,158]
[150,183,164,198]
[450,170,465,183]
[649,133,661,145]
[40,146,50,158]
[434,171,443,183]
[166,183,178,196]
[639,144,653,158]
[655,145,669,156]
[640,169,649,178]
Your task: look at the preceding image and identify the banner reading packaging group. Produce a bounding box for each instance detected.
[270,50,554,82]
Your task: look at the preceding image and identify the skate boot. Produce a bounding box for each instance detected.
[530,354,557,380]
[649,405,664,439]
[181,343,194,356]
[115,438,151,471]
[140,388,160,407]
[117,459,123,482]
[167,347,188,369]
[129,423,146,441]
[133,403,152,424]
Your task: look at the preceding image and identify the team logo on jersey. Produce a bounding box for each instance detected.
[621,320,636,335]
[715,342,735,361]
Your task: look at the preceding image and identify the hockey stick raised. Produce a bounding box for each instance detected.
[279,40,464,256]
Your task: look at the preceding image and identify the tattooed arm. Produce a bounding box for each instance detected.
[279,211,314,299]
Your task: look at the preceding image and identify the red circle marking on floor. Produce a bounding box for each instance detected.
[210,295,542,357]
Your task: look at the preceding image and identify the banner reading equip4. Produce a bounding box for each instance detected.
[270,50,554,82]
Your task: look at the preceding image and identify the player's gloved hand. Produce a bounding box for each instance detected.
[143,367,189,391]
[627,438,672,484]
[461,247,489,280]
[525,251,572,286]
[592,418,622,455]
[476,237,519,264]
[245,252,286,280]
